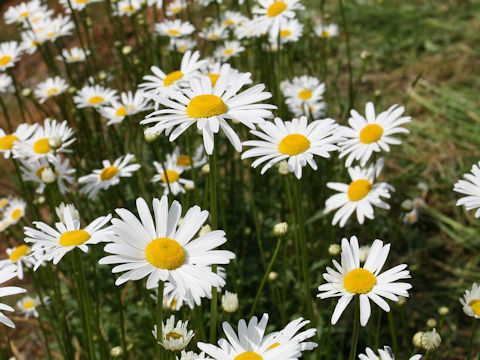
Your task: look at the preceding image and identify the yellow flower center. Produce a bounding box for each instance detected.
[23,300,35,309]
[100,166,119,181]
[163,70,184,86]
[176,155,191,166]
[178,46,187,53]
[186,95,227,119]
[11,208,22,221]
[161,170,180,183]
[58,230,91,247]
[470,300,480,316]
[89,96,105,105]
[47,32,56,38]
[206,73,221,87]
[343,268,376,294]
[0,56,12,66]
[123,5,134,11]
[234,352,263,360]
[266,342,280,350]
[278,134,310,156]
[359,124,383,144]
[222,19,235,26]
[145,237,185,269]
[0,135,19,150]
[165,331,183,340]
[223,49,235,56]
[267,1,287,17]
[280,29,292,37]
[171,6,182,13]
[167,29,181,36]
[347,179,372,201]
[297,89,312,100]
[33,138,51,154]
[321,30,331,37]
[76,0,88,3]
[208,34,220,40]
[9,245,29,262]
[47,87,59,96]
[0,199,8,208]
[115,106,127,117]
[19,12,29,18]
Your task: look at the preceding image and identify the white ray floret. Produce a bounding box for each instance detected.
[34,76,69,104]
[359,346,421,360]
[0,123,37,159]
[0,265,26,328]
[453,161,480,218]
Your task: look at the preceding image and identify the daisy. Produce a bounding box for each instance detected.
[140,50,207,94]
[235,18,261,39]
[324,159,394,227]
[13,119,75,161]
[176,351,211,360]
[100,90,152,125]
[280,76,326,117]
[0,265,26,328]
[0,41,23,72]
[169,38,197,54]
[155,19,195,38]
[270,18,303,45]
[0,197,9,210]
[4,0,44,24]
[73,84,118,109]
[214,41,245,61]
[20,155,75,194]
[0,123,37,159]
[142,73,275,154]
[220,11,246,28]
[114,0,142,16]
[172,144,207,169]
[151,155,194,195]
[317,236,412,326]
[338,102,411,167]
[35,15,74,43]
[359,346,422,360]
[253,0,305,39]
[166,0,186,16]
[270,317,317,356]
[199,23,228,41]
[99,196,235,299]
[16,295,45,318]
[78,154,141,200]
[59,0,104,12]
[3,199,27,226]
[453,161,480,217]
[241,116,340,179]
[0,73,13,93]
[56,47,90,63]
[198,314,301,359]
[201,62,252,88]
[152,315,194,351]
[24,205,112,267]
[0,244,35,280]
[314,23,339,38]
[34,76,69,104]
[20,32,40,55]
[460,283,480,318]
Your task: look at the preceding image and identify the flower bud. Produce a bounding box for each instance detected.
[328,244,341,256]
[41,167,56,184]
[401,199,414,211]
[268,271,278,281]
[48,134,63,149]
[199,225,211,237]
[273,222,288,237]
[396,296,407,306]
[56,203,80,222]
[438,306,449,316]
[21,88,32,97]
[110,346,123,358]
[421,329,441,350]
[278,160,289,175]
[122,45,132,55]
[144,131,158,143]
[201,164,210,174]
[412,331,424,348]
[221,291,238,313]
[426,318,437,328]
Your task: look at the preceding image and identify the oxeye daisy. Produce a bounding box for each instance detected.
[317,236,412,326]
[169,38,197,54]
[20,32,39,55]
[460,283,480,318]
[4,199,27,226]
[34,76,69,104]
[199,23,228,41]
[314,23,339,38]
[0,73,13,93]
[4,0,45,24]
[73,84,118,109]
[453,161,480,218]
[24,205,112,267]
[16,295,46,318]
[359,346,422,360]
[241,116,340,179]
[235,19,260,39]
[280,76,326,117]
[338,102,411,167]
[56,47,90,63]
[151,156,194,196]
[0,244,35,280]
[142,73,275,154]
[155,19,195,38]
[253,0,305,39]
[176,351,211,360]
[114,0,142,16]
[13,119,75,161]
[99,196,235,300]
[152,315,194,351]
[172,144,207,169]
[166,0,186,16]
[220,11,246,28]
[35,15,74,43]
[0,41,23,71]
[78,154,141,200]
[0,123,37,159]
[270,18,303,45]
[202,62,252,87]
[100,90,152,125]
[324,159,394,227]
[214,40,245,61]
[0,265,26,328]
[140,50,207,94]
[270,317,318,356]
[197,314,301,359]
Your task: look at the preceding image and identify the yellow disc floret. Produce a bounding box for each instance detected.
[145,237,186,270]
[161,170,180,183]
[297,89,312,100]
[280,30,292,37]
[9,245,29,262]
[115,106,127,117]
[165,332,183,341]
[163,70,184,86]
[100,166,119,181]
[359,124,383,144]
[0,135,19,150]
[33,138,51,154]
[278,134,310,156]
[343,268,376,294]
[186,95,227,118]
[0,56,12,67]
[11,208,23,221]
[23,301,35,309]
[176,156,191,167]
[234,352,263,360]
[267,1,287,17]
[206,73,221,87]
[89,96,105,105]
[470,300,480,317]
[59,230,91,247]
[347,179,372,201]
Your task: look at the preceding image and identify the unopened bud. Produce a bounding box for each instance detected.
[122,45,132,55]
[438,306,449,316]
[144,131,158,143]
[110,346,123,358]
[278,160,289,175]
[201,164,210,174]
[268,271,278,281]
[48,134,63,149]
[221,291,238,313]
[401,199,414,211]
[273,222,288,237]
[328,244,341,256]
[199,224,211,237]
[412,332,424,348]
[41,167,56,184]
[21,88,32,97]
[426,318,437,328]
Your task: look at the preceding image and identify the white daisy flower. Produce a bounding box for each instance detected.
[270,317,317,355]
[453,161,480,217]
[101,90,152,125]
[0,265,26,328]
[199,23,228,41]
[99,196,235,299]
[151,155,194,196]
[0,73,13,93]
[324,159,394,227]
[253,0,305,39]
[176,351,212,360]
[359,346,421,360]
[220,11,246,28]
[214,40,245,61]
[168,38,197,54]
[59,0,103,12]
[317,236,412,326]
[78,154,141,200]
[56,47,90,63]
[16,295,46,318]
[34,76,69,104]
[338,102,411,167]
[3,199,27,226]
[0,41,23,71]
[270,18,303,45]
[155,19,195,38]
[198,314,301,359]
[152,315,194,351]
[13,119,75,161]
[4,0,45,24]
[0,244,35,280]
[460,283,480,319]
[20,155,75,194]
[280,75,326,117]
[202,62,252,87]
[0,197,9,210]
[314,23,339,38]
[166,0,186,16]
[140,50,208,94]
[172,144,207,169]
[24,206,112,267]
[73,84,118,109]
[142,73,275,154]
[34,14,74,43]
[20,32,40,55]
[114,0,142,16]
[242,116,340,179]
[0,123,37,159]
[235,18,261,39]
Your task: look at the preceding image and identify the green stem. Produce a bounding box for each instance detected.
[209,143,219,342]
[387,310,398,355]
[348,296,360,360]
[338,0,354,118]
[156,282,165,360]
[37,316,53,360]
[468,318,478,360]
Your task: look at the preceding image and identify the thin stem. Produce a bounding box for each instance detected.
[338,0,354,118]
[348,296,360,360]
[156,282,165,360]
[468,318,478,360]
[387,310,398,355]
